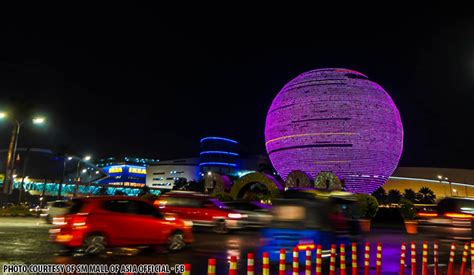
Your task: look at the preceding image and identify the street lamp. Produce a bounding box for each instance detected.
[0,112,46,194]
[73,155,92,197]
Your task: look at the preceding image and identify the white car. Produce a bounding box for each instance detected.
[42,200,71,223]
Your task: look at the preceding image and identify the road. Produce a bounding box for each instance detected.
[0,217,471,274]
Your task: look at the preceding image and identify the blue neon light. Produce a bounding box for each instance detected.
[199,162,237,167]
[200,151,239,156]
[200,137,238,144]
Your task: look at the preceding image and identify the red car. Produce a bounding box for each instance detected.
[155,191,244,233]
[49,196,193,255]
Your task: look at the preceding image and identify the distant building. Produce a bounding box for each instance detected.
[95,156,159,168]
[95,156,158,188]
[199,137,239,176]
[146,158,200,189]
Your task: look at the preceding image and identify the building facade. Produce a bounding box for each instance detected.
[146,158,200,189]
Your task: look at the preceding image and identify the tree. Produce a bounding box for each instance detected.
[416,187,436,204]
[372,187,388,205]
[387,189,402,204]
[355,194,379,219]
[403,188,417,202]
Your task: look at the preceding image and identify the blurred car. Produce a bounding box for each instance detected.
[223,201,272,228]
[41,200,71,223]
[418,197,474,240]
[49,196,193,255]
[261,189,357,263]
[154,191,244,233]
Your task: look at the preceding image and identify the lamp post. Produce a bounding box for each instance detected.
[73,155,91,197]
[0,112,45,194]
[445,177,452,197]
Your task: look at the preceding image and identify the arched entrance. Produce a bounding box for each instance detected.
[230,172,283,200]
[285,170,313,188]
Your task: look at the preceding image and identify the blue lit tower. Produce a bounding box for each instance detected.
[199,137,239,176]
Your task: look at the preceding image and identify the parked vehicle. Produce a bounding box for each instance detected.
[49,196,193,255]
[155,191,244,233]
[223,201,272,228]
[417,197,474,240]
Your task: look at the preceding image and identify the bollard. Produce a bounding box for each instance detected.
[460,242,469,275]
[279,249,286,275]
[262,252,270,275]
[471,241,474,275]
[330,244,337,275]
[447,242,456,275]
[306,247,312,275]
[229,255,237,275]
[247,252,254,275]
[411,242,416,275]
[207,258,216,275]
[375,242,382,275]
[422,241,428,275]
[293,247,299,275]
[364,242,370,275]
[316,244,322,275]
[399,242,406,275]
[351,243,357,275]
[184,264,191,275]
[434,241,439,275]
[340,244,346,275]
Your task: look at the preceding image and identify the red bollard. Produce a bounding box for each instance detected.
[330,244,336,275]
[279,248,286,275]
[247,252,254,275]
[229,255,237,275]
[471,241,474,275]
[207,258,216,275]
[434,241,439,275]
[306,247,312,275]
[351,243,357,275]
[460,242,469,275]
[399,242,406,275]
[293,247,299,275]
[447,242,456,275]
[316,244,322,275]
[411,242,416,275]
[262,252,270,275]
[375,242,382,275]
[340,243,347,275]
[364,242,370,275]
[422,241,428,275]
[184,264,191,275]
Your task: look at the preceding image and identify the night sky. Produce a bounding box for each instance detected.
[0,5,473,169]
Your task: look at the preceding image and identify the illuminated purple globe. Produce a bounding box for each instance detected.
[265,68,403,194]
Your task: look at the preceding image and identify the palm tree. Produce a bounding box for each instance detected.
[416,187,436,204]
[403,188,417,203]
[387,189,402,204]
[372,187,388,205]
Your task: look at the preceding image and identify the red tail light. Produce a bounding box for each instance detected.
[70,213,88,228]
[417,212,438,217]
[444,212,474,219]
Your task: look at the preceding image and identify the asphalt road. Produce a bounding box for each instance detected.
[0,217,471,274]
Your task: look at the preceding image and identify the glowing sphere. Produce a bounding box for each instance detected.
[265,68,403,194]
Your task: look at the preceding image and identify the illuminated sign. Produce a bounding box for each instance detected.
[100,165,147,185]
[108,166,123,174]
[129,167,146,174]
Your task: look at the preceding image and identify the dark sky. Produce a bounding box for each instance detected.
[0,5,473,168]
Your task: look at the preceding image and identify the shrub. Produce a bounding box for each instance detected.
[355,194,379,219]
[399,198,416,220]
